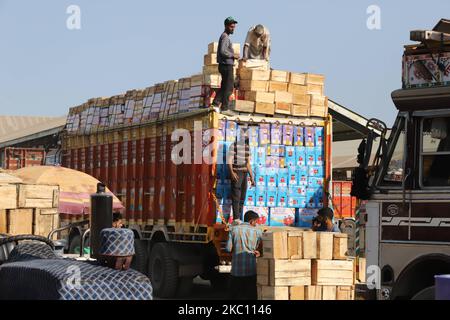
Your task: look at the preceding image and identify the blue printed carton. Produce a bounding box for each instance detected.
[256,187,267,207]
[296,208,319,228]
[306,188,317,208]
[218,120,226,141]
[245,188,256,206]
[306,147,316,166]
[226,121,238,142]
[256,146,267,167]
[288,166,298,186]
[266,168,278,188]
[288,196,306,208]
[277,188,288,208]
[295,146,306,166]
[298,172,308,186]
[288,185,306,197]
[285,146,296,167]
[266,156,281,168]
[309,166,324,177]
[248,126,259,147]
[269,144,285,157]
[256,168,267,188]
[294,126,304,146]
[270,208,296,227]
[315,127,324,147]
[315,146,324,166]
[277,168,289,188]
[266,187,278,207]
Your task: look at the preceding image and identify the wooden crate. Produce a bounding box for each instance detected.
[336,286,355,300]
[322,286,337,300]
[289,72,306,85]
[262,231,288,259]
[239,69,270,81]
[17,184,59,209]
[240,80,269,92]
[274,91,293,104]
[307,84,324,95]
[304,286,322,300]
[312,260,354,286]
[244,91,275,104]
[268,259,311,286]
[0,210,7,233]
[270,70,289,82]
[255,102,275,115]
[257,258,270,286]
[257,286,289,300]
[204,53,217,66]
[302,231,317,259]
[291,105,310,117]
[203,65,219,75]
[333,233,349,260]
[231,100,255,113]
[34,208,59,238]
[287,231,303,259]
[268,81,288,92]
[0,184,17,209]
[317,232,334,260]
[208,42,218,54]
[288,84,307,95]
[275,102,292,115]
[7,209,34,235]
[305,73,325,86]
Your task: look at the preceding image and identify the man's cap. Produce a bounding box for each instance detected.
[224,16,238,25]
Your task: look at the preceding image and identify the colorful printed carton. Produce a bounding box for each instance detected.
[294,126,304,146]
[277,168,289,188]
[255,168,267,188]
[295,146,306,166]
[266,168,277,188]
[315,146,324,166]
[256,187,267,207]
[226,121,238,142]
[288,166,298,186]
[288,196,306,208]
[243,206,269,225]
[315,127,324,147]
[277,188,288,208]
[248,126,259,147]
[269,145,285,157]
[269,208,296,227]
[267,187,278,207]
[245,188,256,206]
[271,123,282,145]
[259,123,271,145]
[306,188,317,208]
[305,127,315,147]
[256,146,267,167]
[296,208,319,228]
[218,120,226,141]
[285,146,296,167]
[308,166,324,177]
[282,124,294,146]
[306,147,316,166]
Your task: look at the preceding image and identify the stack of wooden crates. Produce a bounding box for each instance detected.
[257,230,355,300]
[0,173,59,237]
[203,42,328,118]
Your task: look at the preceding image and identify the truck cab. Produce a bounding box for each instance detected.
[364,20,450,299]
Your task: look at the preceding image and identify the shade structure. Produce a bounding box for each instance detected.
[12,166,124,215]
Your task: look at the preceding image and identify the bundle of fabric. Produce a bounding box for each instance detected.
[0,242,152,300]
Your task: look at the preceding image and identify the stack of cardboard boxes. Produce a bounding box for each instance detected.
[257,230,355,300]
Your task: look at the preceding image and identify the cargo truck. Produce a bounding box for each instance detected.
[355,19,450,300]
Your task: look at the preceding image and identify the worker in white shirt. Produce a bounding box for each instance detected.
[243,24,271,61]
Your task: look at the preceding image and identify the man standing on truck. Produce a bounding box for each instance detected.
[227,132,255,223]
[243,24,271,61]
[211,17,239,115]
[226,210,262,300]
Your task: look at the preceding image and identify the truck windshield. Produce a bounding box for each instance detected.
[422,117,450,187]
[383,118,406,184]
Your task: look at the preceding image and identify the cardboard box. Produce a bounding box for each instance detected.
[305,127,315,147]
[296,146,306,166]
[245,91,275,104]
[282,124,294,146]
[268,81,288,92]
[277,168,289,188]
[285,146,296,167]
[270,70,289,82]
[267,187,277,207]
[256,147,267,167]
[243,206,269,226]
[269,208,295,227]
[311,260,355,286]
[276,190,288,208]
[294,126,305,146]
[288,167,298,186]
[262,231,288,259]
[256,187,267,207]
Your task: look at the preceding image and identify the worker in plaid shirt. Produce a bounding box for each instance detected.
[226,210,263,300]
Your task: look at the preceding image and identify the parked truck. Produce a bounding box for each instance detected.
[355,19,450,300]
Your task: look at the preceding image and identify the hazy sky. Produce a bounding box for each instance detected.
[1,0,449,126]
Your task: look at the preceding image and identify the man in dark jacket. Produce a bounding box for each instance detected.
[212,17,239,115]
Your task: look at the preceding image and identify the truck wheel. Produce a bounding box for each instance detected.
[130,239,148,275]
[411,286,435,300]
[148,242,178,298]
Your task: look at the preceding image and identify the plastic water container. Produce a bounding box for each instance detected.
[435,275,450,300]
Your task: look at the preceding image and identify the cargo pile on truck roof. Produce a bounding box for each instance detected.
[65,42,328,135]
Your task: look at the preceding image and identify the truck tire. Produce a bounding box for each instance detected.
[411,286,435,300]
[148,242,178,298]
[130,239,148,275]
